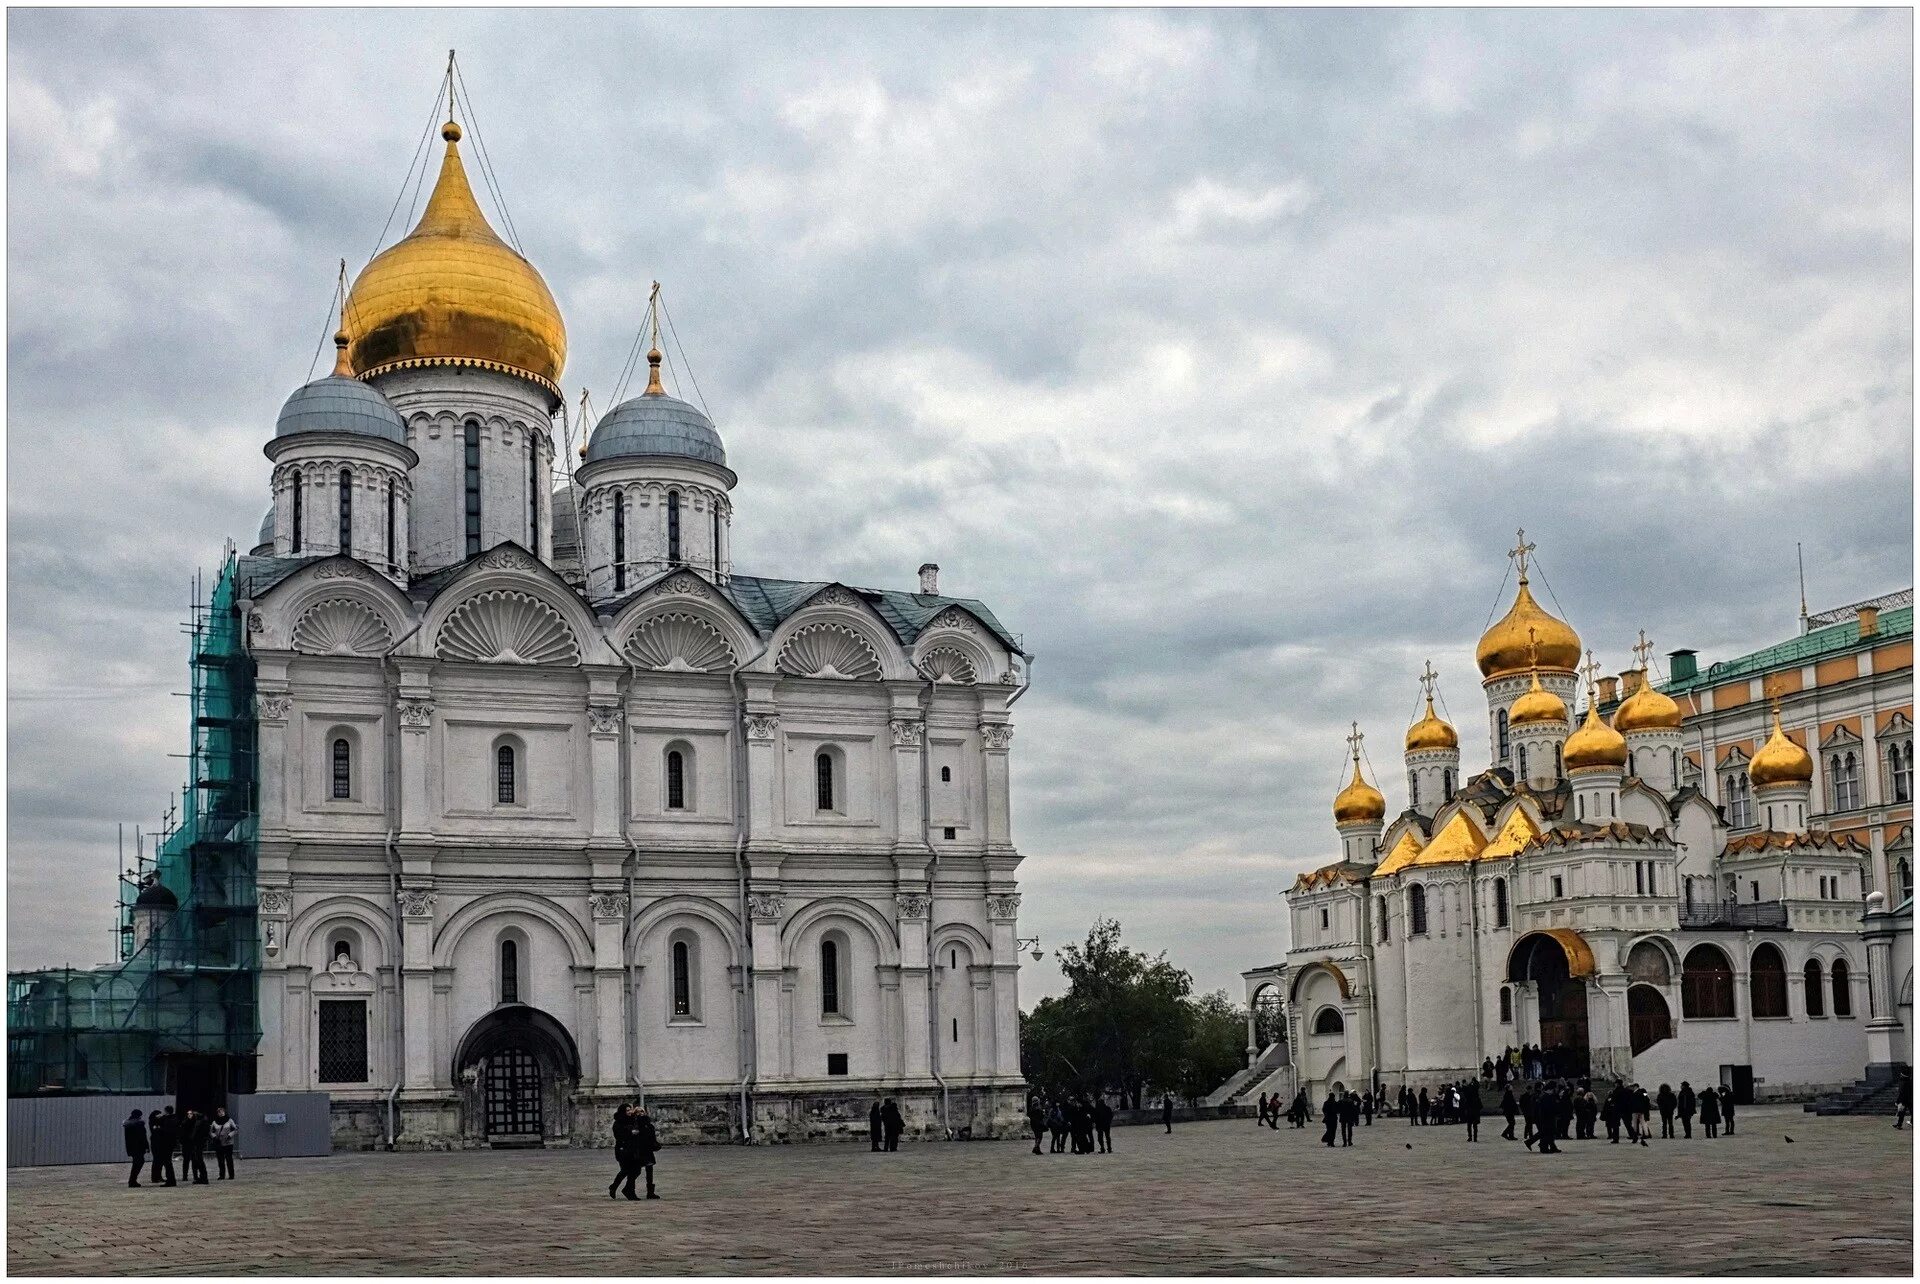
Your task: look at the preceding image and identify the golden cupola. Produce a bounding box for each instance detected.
[1564,696,1629,771]
[1508,667,1568,726]
[1749,706,1813,789]
[343,120,567,402]
[1477,571,1581,679]
[1333,759,1387,826]
[1613,673,1684,732]
[1405,695,1459,753]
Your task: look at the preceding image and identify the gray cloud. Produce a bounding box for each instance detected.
[7,8,1912,1002]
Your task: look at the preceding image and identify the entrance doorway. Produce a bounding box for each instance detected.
[484,1047,543,1138]
[453,1003,582,1146]
[1508,931,1593,1078]
[1627,985,1673,1055]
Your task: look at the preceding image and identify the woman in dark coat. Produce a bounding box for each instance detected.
[1499,1086,1518,1140]
[881,1098,905,1151]
[609,1103,640,1199]
[1699,1087,1721,1138]
[1320,1093,1339,1146]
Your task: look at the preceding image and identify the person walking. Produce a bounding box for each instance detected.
[1340,1091,1358,1147]
[1161,1094,1174,1134]
[1093,1095,1115,1153]
[1699,1087,1721,1138]
[1677,1081,1696,1138]
[1462,1081,1482,1141]
[1257,1092,1270,1127]
[870,1096,885,1153]
[122,1109,148,1188]
[1633,1085,1652,1147]
[1896,1073,1911,1130]
[610,1103,640,1199]
[1721,1090,1736,1137]
[1416,1086,1430,1126]
[1500,1086,1518,1140]
[183,1109,211,1184]
[1535,1087,1562,1153]
[1293,1089,1309,1129]
[1519,1087,1536,1150]
[631,1105,661,1198]
[1320,1092,1339,1147]
[881,1098,905,1151]
[210,1107,238,1180]
[1656,1084,1677,1139]
[1026,1093,1047,1154]
[148,1107,177,1187]
[1048,1100,1067,1153]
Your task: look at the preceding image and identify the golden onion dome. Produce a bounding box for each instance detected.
[1405,695,1459,753]
[1508,669,1568,726]
[343,119,566,402]
[1749,707,1813,789]
[1564,698,1628,771]
[1613,675,1684,733]
[1477,573,1582,679]
[1332,760,1387,825]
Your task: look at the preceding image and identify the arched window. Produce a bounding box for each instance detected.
[528,438,540,553]
[672,940,692,1017]
[666,490,682,564]
[1312,1007,1344,1035]
[665,748,687,811]
[496,744,517,805]
[1555,743,1563,778]
[330,737,352,800]
[820,938,841,1015]
[1899,858,1914,902]
[1408,884,1428,936]
[1443,769,1454,797]
[612,493,627,593]
[499,938,519,1005]
[1831,957,1853,1017]
[940,766,952,783]
[1830,751,1862,811]
[1517,743,1529,780]
[711,508,722,571]
[1749,943,1788,1018]
[1890,742,1913,804]
[1804,959,1825,1017]
[386,482,397,568]
[1497,710,1510,761]
[463,421,482,558]
[1498,985,1513,1023]
[1409,772,1420,810]
[291,478,304,553]
[1680,944,1734,1019]
[1377,898,1390,943]
[338,469,353,555]
[1493,877,1509,928]
[816,751,836,813]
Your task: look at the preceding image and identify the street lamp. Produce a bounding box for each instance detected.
[1019,935,1044,963]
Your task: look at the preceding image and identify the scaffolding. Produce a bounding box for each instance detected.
[8,551,261,1098]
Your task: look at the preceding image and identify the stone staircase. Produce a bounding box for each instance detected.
[1803,1077,1902,1116]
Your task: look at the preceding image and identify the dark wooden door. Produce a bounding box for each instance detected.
[484,1047,542,1137]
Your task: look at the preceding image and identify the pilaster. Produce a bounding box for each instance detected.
[748,890,787,1082]
[398,888,437,1090]
[986,891,1024,1077]
[590,893,631,1087]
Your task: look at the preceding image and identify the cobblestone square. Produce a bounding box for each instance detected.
[6,1106,1912,1275]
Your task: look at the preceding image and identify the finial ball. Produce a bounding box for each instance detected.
[334,329,349,348]
[442,121,463,143]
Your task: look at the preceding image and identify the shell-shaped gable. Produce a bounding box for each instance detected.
[776,622,882,680]
[291,598,394,657]
[437,590,581,665]
[921,646,979,684]
[626,612,738,673]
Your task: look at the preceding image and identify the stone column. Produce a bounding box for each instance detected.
[397,889,437,1091]
[256,887,293,1089]
[589,893,631,1088]
[742,688,780,836]
[897,891,932,1079]
[393,662,434,849]
[748,891,787,1082]
[986,892,1024,1078]
[252,671,293,837]
[284,966,312,1089]
[1863,897,1904,1079]
[970,966,995,1079]
[1588,975,1632,1081]
[585,686,625,846]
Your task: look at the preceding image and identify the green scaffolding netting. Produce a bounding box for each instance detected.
[8,552,261,1096]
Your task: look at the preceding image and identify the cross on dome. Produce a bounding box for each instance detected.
[1347,721,1364,764]
[1579,649,1602,694]
[1419,660,1439,703]
[1508,528,1536,580]
[1632,629,1655,671]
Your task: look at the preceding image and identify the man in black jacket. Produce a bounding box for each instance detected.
[1499,1086,1518,1140]
[183,1109,211,1184]
[881,1098,905,1151]
[1026,1093,1047,1154]
[609,1103,637,1199]
[632,1106,661,1198]
[1677,1081,1697,1138]
[1656,1083,1677,1138]
[1462,1082,1482,1141]
[1092,1095,1114,1153]
[1161,1094,1173,1134]
[123,1110,148,1188]
[148,1107,177,1187]
[1720,1090,1736,1136]
[870,1097,885,1153]
[1339,1091,1358,1146]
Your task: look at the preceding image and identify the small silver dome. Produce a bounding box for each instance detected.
[133,882,178,911]
[256,506,275,550]
[550,485,581,546]
[584,394,726,468]
[275,374,407,445]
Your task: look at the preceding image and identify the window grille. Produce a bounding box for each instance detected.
[317,1000,368,1083]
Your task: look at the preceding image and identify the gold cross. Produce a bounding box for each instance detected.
[1419,661,1439,704]
[1579,649,1602,692]
[1508,528,1536,579]
[1632,629,1654,671]
[1347,721,1364,764]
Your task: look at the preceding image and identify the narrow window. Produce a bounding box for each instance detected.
[1891,743,1912,803]
[612,493,626,593]
[1552,875,1565,899]
[338,469,353,555]
[500,938,519,1004]
[386,483,397,568]
[1493,877,1509,928]
[1499,986,1512,1024]
[940,766,952,783]
[1804,960,1825,1017]
[667,490,682,564]
[666,749,686,810]
[1900,859,1914,901]
[528,438,540,552]
[1377,898,1389,943]
[712,508,722,571]
[1320,907,1329,931]
[950,950,957,970]
[821,939,840,1015]
[952,1016,959,1043]
[496,744,517,805]
[1409,885,1428,936]
[1410,772,1420,810]
[1497,710,1510,761]
[463,421,482,557]
[1517,743,1528,780]
[816,751,835,812]
[291,479,303,553]
[1635,863,1645,895]
[672,940,692,1016]
[1444,769,1454,797]
[1832,958,1852,1017]
[330,738,352,800]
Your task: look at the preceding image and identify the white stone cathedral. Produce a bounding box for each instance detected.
[245,117,1030,1146]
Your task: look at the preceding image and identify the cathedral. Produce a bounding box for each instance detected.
[237,114,1031,1146]
[1238,540,1890,1105]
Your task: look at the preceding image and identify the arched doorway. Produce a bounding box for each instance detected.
[1252,985,1285,1050]
[452,1004,582,1145]
[1508,931,1595,1077]
[1627,985,1672,1054]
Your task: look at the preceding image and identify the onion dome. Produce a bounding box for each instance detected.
[343,120,566,401]
[255,506,275,550]
[1613,675,1684,732]
[583,349,728,470]
[1509,669,1568,726]
[1749,707,1813,789]
[133,882,178,911]
[1405,695,1459,753]
[1564,698,1629,771]
[1333,760,1387,825]
[275,332,407,445]
[1477,572,1581,679]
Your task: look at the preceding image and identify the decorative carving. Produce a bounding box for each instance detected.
[890,718,925,747]
[921,647,978,685]
[257,888,292,917]
[398,700,434,728]
[745,713,780,742]
[777,622,882,681]
[397,889,437,918]
[656,572,713,600]
[814,586,859,608]
[248,613,265,635]
[986,893,1022,920]
[437,590,581,665]
[930,608,977,633]
[588,893,630,921]
[262,920,279,956]
[587,704,625,736]
[997,669,1020,686]
[748,892,785,922]
[477,547,535,572]
[291,598,393,657]
[312,562,369,581]
[895,893,931,920]
[979,723,1015,751]
[626,612,737,673]
[256,694,293,721]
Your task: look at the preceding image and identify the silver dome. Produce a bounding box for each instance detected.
[275,374,407,445]
[255,506,275,550]
[583,394,726,468]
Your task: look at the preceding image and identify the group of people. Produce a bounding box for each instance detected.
[1024,1092,1115,1154]
[867,1097,907,1152]
[122,1106,237,1188]
[1482,1044,1576,1085]
[1494,1078,1734,1150]
[607,1102,661,1200]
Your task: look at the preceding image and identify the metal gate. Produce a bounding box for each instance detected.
[484,1047,541,1137]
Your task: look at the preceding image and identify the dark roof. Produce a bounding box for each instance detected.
[236,555,323,600]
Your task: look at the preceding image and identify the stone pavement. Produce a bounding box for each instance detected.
[6,1105,1911,1275]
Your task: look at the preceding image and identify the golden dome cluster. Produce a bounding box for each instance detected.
[1564,697,1628,771]
[343,119,567,402]
[1333,759,1387,825]
[1477,573,1581,679]
[1404,695,1458,753]
[1749,706,1813,789]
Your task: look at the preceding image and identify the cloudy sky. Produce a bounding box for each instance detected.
[7,8,1913,1001]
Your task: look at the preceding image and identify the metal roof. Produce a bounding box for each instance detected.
[1660,604,1913,696]
[275,375,407,445]
[582,395,727,468]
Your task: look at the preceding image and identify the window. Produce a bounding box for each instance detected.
[496,744,517,805]
[1319,907,1329,931]
[1493,877,1509,928]
[386,483,397,568]
[291,479,303,553]
[1555,743,1562,778]
[1377,898,1389,943]
[1749,944,1788,1018]
[1635,862,1644,895]
[952,1017,959,1042]
[1680,945,1735,1019]
[1408,885,1428,936]
[528,439,539,552]
[316,1000,368,1083]
[1723,772,1753,828]
[943,827,956,840]
[338,469,353,555]
[1517,744,1529,780]
[1804,959,1826,1017]
[672,940,692,1017]
[940,766,952,783]
[1410,772,1420,810]
[820,938,841,1015]
[1832,957,1852,1017]
[827,1052,849,1076]
[1890,742,1913,804]
[712,508,722,571]
[1750,880,1759,903]
[666,749,687,810]
[330,737,352,800]
[1551,875,1564,899]
[666,490,682,564]
[1497,710,1510,761]
[1900,858,1914,902]
[499,938,519,1005]
[463,421,482,557]
[1499,986,1512,1023]
[1443,769,1454,797]
[1831,752,1862,811]
[1312,1007,1344,1035]
[816,751,836,812]
[612,493,626,593]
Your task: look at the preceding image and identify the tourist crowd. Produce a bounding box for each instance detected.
[121,1106,238,1187]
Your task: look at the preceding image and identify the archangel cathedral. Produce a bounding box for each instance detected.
[226,113,1031,1146]
[1236,543,1905,1107]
